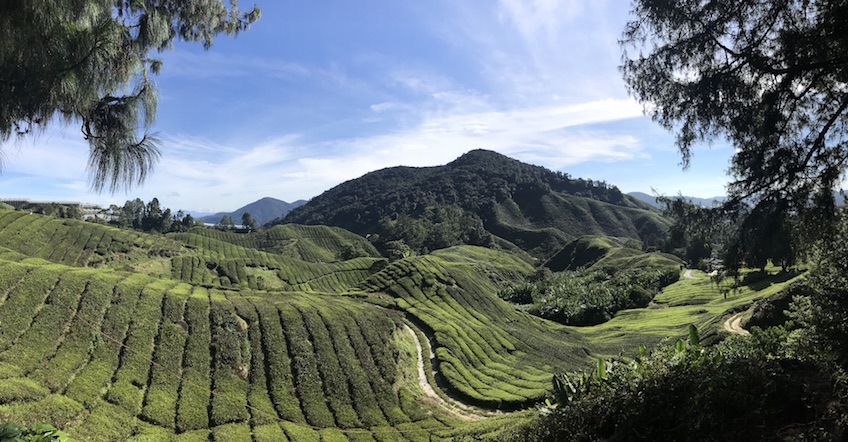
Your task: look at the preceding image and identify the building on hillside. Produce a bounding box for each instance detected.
[1,198,104,219]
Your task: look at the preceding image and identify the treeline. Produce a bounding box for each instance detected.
[499,267,680,326]
[106,198,198,233]
[15,201,81,219]
[660,197,800,273]
[370,205,494,259]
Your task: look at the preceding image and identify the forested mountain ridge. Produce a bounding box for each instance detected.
[282,149,670,259]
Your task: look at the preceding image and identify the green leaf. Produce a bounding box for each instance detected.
[688,324,700,348]
[596,358,606,381]
[0,422,23,439]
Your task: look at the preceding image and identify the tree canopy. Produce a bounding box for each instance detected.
[0,1,260,192]
[622,0,848,217]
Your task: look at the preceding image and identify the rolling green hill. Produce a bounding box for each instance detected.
[281,150,671,260]
[0,212,583,440]
[542,235,682,272]
[357,247,589,408]
[0,211,803,440]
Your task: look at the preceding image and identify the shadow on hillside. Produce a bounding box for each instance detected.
[740,269,802,291]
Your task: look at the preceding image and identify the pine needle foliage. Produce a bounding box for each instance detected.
[0,1,260,192]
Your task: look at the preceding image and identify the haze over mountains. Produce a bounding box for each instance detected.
[199,197,306,226]
[626,191,727,209]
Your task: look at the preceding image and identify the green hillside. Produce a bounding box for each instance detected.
[543,235,682,272]
[171,224,381,263]
[357,247,589,408]
[282,150,670,260]
[0,212,803,440]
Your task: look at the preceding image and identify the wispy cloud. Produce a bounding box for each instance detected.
[159,50,312,80]
[0,92,649,212]
[139,96,646,210]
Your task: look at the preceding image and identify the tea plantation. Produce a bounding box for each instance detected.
[0,213,800,440]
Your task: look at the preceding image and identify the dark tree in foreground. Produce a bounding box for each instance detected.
[622,0,848,223]
[0,1,260,192]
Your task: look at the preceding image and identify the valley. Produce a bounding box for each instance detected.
[0,206,800,440]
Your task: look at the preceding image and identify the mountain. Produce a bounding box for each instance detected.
[627,191,727,209]
[200,197,306,226]
[283,149,670,260]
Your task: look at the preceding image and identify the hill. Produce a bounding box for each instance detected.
[542,235,682,273]
[0,211,594,440]
[0,210,807,440]
[282,149,670,260]
[200,197,306,226]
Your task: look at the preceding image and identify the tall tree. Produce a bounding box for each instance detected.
[241,212,257,231]
[621,0,848,222]
[0,1,260,192]
[218,215,234,230]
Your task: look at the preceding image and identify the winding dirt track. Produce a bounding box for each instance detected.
[403,324,483,421]
[684,269,749,336]
[723,313,750,335]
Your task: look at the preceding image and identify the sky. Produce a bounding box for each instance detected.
[0,0,735,214]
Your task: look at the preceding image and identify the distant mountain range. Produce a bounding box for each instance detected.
[627,192,727,209]
[282,149,671,260]
[628,191,846,208]
[199,197,306,226]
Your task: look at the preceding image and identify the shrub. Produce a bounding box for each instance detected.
[0,422,75,441]
[512,327,848,441]
[499,267,680,326]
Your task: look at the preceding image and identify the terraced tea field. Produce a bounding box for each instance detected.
[358,248,588,408]
[573,268,805,358]
[0,212,800,440]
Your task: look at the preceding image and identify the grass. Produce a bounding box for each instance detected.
[175,287,212,432]
[543,235,681,272]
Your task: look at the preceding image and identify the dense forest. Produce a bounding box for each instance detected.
[282,149,669,260]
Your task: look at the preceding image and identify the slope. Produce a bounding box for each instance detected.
[0,211,592,440]
[283,149,670,260]
[0,211,802,441]
[357,247,591,408]
[200,197,306,226]
[543,235,682,272]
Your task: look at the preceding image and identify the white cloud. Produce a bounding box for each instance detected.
[0,95,651,212]
[498,0,586,42]
[0,130,89,180]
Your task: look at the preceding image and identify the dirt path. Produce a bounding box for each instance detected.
[403,324,484,421]
[683,269,695,279]
[723,313,750,336]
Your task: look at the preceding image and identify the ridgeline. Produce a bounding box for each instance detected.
[281,150,670,260]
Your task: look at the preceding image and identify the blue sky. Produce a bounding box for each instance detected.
[0,0,734,213]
